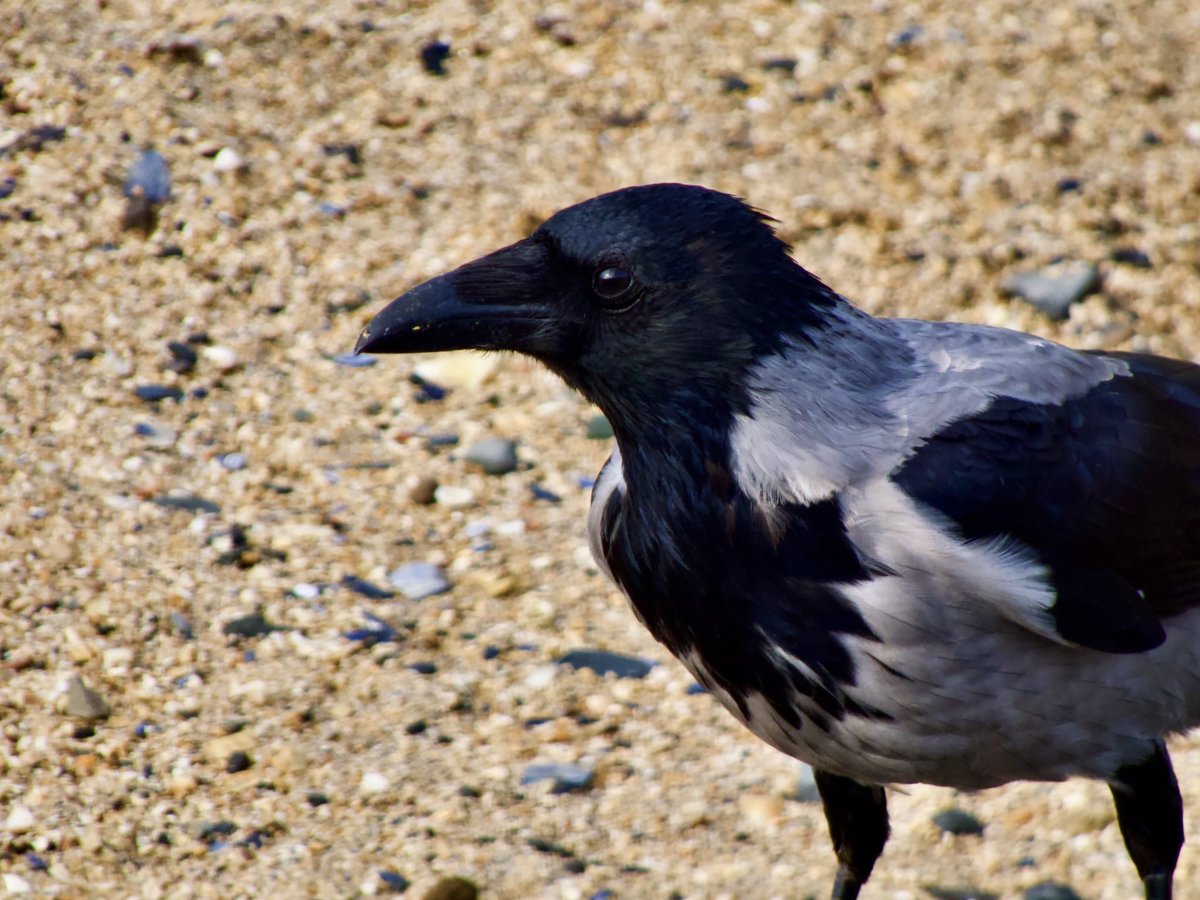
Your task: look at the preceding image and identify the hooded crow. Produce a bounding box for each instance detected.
[355,183,1200,899]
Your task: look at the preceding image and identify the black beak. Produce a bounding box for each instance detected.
[354,237,560,357]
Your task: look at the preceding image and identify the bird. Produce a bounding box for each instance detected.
[354,183,1200,899]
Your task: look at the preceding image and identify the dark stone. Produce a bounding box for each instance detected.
[408,477,438,505]
[529,483,561,503]
[409,661,438,675]
[405,720,427,735]
[340,574,395,600]
[151,493,220,514]
[1024,883,1082,900]
[719,74,750,93]
[1111,247,1152,269]
[305,791,330,807]
[420,41,452,76]
[931,808,985,836]
[762,57,797,74]
[225,751,252,773]
[194,820,237,841]
[1055,177,1082,193]
[558,648,656,679]
[321,143,362,165]
[221,611,276,639]
[378,870,410,894]
[165,341,197,373]
[135,384,184,402]
[424,433,460,450]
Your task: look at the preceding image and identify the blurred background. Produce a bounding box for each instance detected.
[2,1,1199,897]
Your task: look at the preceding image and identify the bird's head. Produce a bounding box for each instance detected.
[356,184,841,437]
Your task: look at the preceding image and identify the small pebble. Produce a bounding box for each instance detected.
[165,340,197,373]
[424,433,460,450]
[409,476,439,505]
[1001,261,1100,320]
[720,74,751,93]
[202,345,239,371]
[433,485,475,509]
[332,352,377,367]
[4,805,35,833]
[135,384,184,403]
[558,649,655,679]
[521,762,595,794]
[1111,247,1152,269]
[219,452,248,471]
[24,853,47,872]
[306,791,330,807]
[152,493,220,514]
[212,147,245,173]
[123,149,171,202]
[65,675,111,720]
[225,751,253,774]
[135,421,178,449]
[409,661,438,675]
[420,41,452,76]
[409,373,446,402]
[387,561,451,600]
[422,876,478,900]
[290,582,320,600]
[221,611,276,638]
[932,808,985,836]
[2,874,32,895]
[340,575,394,600]
[462,437,518,475]
[379,871,411,894]
[360,771,390,794]
[794,763,821,802]
[585,414,614,439]
[1025,883,1082,900]
[529,483,561,503]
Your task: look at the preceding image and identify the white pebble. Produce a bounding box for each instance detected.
[212,147,245,173]
[2,873,31,894]
[291,582,320,600]
[4,805,34,833]
[433,485,475,509]
[202,345,238,371]
[359,771,390,794]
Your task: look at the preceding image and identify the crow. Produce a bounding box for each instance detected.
[355,183,1200,899]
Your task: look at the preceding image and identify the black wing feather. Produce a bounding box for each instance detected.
[892,352,1200,653]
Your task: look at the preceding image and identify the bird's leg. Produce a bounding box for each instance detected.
[814,769,889,900]
[1108,741,1183,900]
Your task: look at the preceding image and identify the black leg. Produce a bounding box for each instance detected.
[814,769,889,900]
[1108,741,1183,900]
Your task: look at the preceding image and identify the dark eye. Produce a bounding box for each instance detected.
[591,266,636,305]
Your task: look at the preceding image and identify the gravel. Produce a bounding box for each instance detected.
[3,1,1199,897]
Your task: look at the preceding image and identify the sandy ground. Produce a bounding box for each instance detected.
[3,1,1200,897]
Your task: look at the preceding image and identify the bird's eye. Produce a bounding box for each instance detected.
[591,266,637,307]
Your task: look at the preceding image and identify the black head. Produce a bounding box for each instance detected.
[356,184,839,432]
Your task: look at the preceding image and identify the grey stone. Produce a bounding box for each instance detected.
[388,561,451,600]
[1001,261,1100,320]
[932,807,985,836]
[65,675,111,720]
[521,762,595,793]
[462,437,518,475]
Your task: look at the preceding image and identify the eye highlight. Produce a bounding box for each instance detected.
[591,265,636,306]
